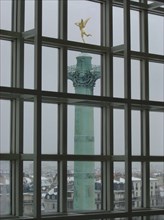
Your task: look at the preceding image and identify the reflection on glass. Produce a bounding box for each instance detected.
[114,162,125,211]
[23,102,34,154]
[0,40,11,87]
[42,47,58,91]
[149,111,164,156]
[131,10,140,51]
[0,161,10,216]
[68,105,101,155]
[42,0,58,38]
[131,60,140,99]
[0,0,12,30]
[113,57,124,98]
[132,162,142,209]
[148,14,164,55]
[113,7,124,46]
[41,161,58,213]
[131,110,141,155]
[23,161,34,216]
[24,0,34,31]
[114,109,125,155]
[150,162,164,209]
[149,62,164,102]
[42,103,58,154]
[68,51,101,96]
[0,100,11,153]
[24,44,34,89]
[67,161,101,211]
[68,1,100,45]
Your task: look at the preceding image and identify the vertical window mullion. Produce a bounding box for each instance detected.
[140,0,150,209]
[102,0,114,212]
[58,0,68,213]
[123,0,132,213]
[11,0,25,216]
[33,0,42,218]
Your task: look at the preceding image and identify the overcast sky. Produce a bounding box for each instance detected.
[0,0,164,171]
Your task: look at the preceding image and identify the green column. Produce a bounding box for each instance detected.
[68,53,100,210]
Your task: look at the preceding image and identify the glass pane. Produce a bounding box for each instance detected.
[113,7,124,46]
[41,161,58,214]
[23,102,34,154]
[68,51,101,96]
[0,100,11,153]
[149,62,164,102]
[42,47,58,92]
[23,161,34,216]
[131,10,140,51]
[25,0,34,31]
[67,161,101,211]
[149,111,164,156]
[131,60,140,99]
[114,162,125,210]
[24,44,34,89]
[0,40,11,87]
[42,0,58,38]
[68,105,101,155]
[0,161,10,216]
[0,0,12,30]
[132,162,142,209]
[131,110,141,155]
[42,103,58,154]
[113,57,124,98]
[113,109,125,155]
[148,14,164,55]
[150,162,164,208]
[68,0,101,45]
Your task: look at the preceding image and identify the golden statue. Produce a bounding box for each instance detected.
[75,17,92,43]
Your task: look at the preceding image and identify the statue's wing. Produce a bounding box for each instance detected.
[83,17,91,27]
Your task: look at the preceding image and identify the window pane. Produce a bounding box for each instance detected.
[113,7,124,46]
[68,51,101,96]
[149,62,164,102]
[67,161,101,211]
[24,44,34,89]
[0,0,12,30]
[42,47,58,92]
[132,162,142,209]
[68,105,101,155]
[41,161,58,214]
[42,0,58,38]
[131,60,140,99]
[150,162,164,208]
[114,162,125,210]
[42,103,58,154]
[131,10,140,51]
[68,0,101,45]
[23,161,34,216]
[0,161,10,216]
[131,110,141,155]
[0,40,11,87]
[23,102,34,154]
[25,0,34,31]
[0,100,11,153]
[149,111,164,156]
[148,14,164,55]
[113,57,124,98]
[114,109,125,155]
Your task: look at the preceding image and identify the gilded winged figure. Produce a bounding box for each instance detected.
[75,17,92,43]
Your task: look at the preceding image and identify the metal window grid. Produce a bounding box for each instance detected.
[0,0,164,219]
